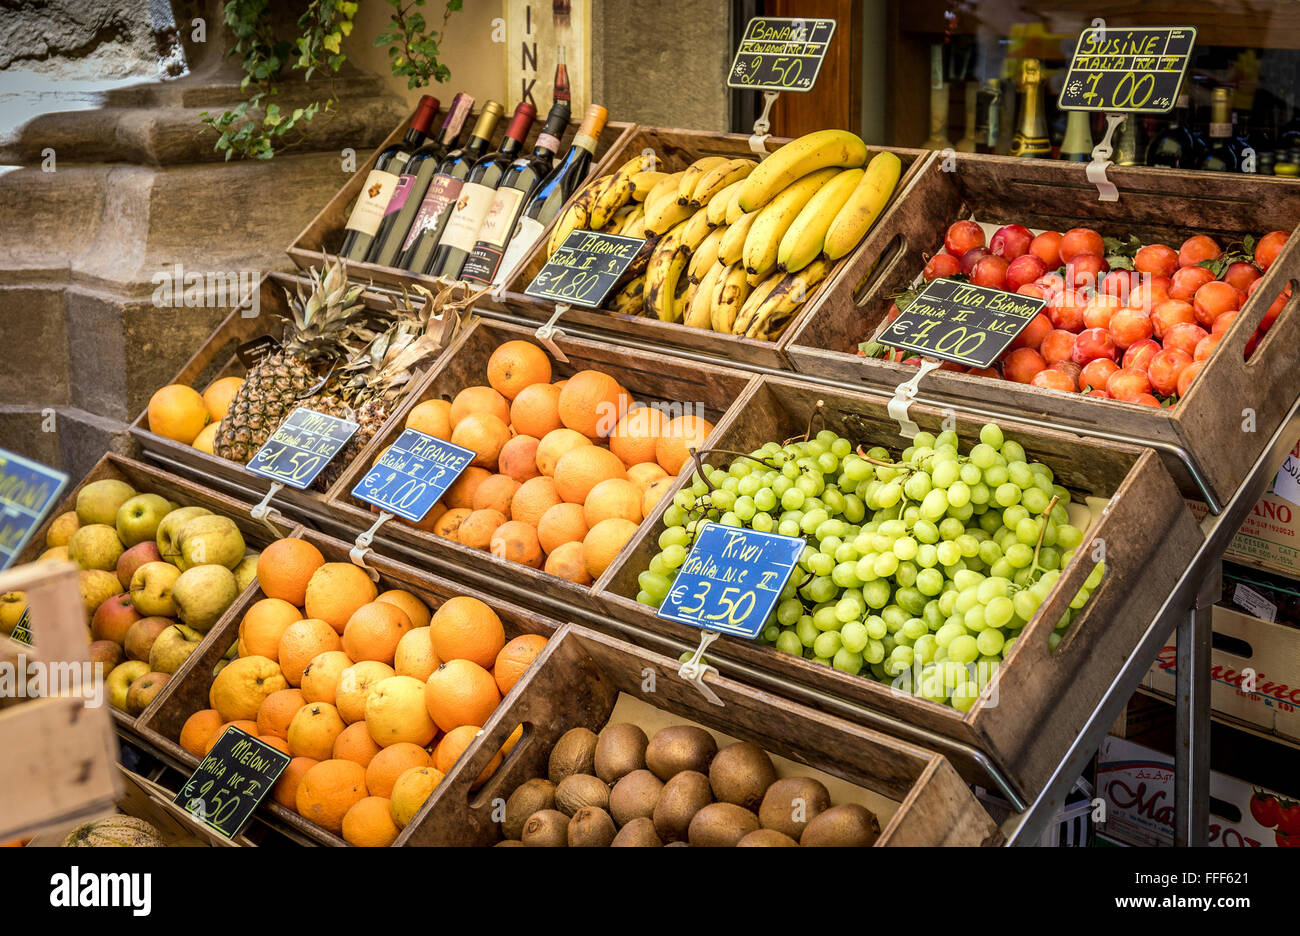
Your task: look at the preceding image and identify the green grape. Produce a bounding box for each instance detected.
[813,631,842,658]
[894,561,918,588]
[948,502,974,522]
[813,452,836,475]
[833,542,858,565]
[923,600,945,630]
[796,474,823,498]
[978,510,1003,535]
[638,571,671,601]
[842,493,866,524]
[863,580,891,609]
[781,460,800,480]
[778,518,801,537]
[1002,440,1026,463]
[1048,632,1062,651]
[730,459,754,478]
[853,555,878,583]
[822,488,847,516]
[661,544,687,569]
[752,487,776,513]
[772,475,793,498]
[947,481,971,508]
[780,487,805,512]
[843,455,872,483]
[781,509,805,530]
[969,482,991,506]
[955,534,980,558]
[636,589,653,605]
[663,504,687,527]
[912,431,937,449]
[994,483,1021,507]
[914,634,938,665]
[761,624,780,643]
[985,596,1015,628]
[733,495,757,522]
[648,553,670,576]
[1070,586,1092,610]
[916,567,944,596]
[865,615,887,640]
[891,536,918,561]
[800,508,829,534]
[840,620,868,654]
[886,645,914,674]
[1005,543,1034,569]
[904,471,932,501]
[902,617,927,640]
[1008,461,1034,489]
[1001,636,1016,656]
[658,526,688,549]
[948,635,979,665]
[977,540,1003,565]
[816,518,847,541]
[938,517,964,541]
[873,552,900,578]
[831,561,861,589]
[918,489,947,521]
[796,616,819,648]
[1015,517,1042,545]
[1056,609,1074,630]
[902,505,922,524]
[951,681,980,712]
[865,639,886,664]
[721,477,741,495]
[775,630,802,656]
[932,461,961,490]
[964,604,987,632]
[1057,523,1084,550]
[936,541,962,566]
[1086,562,1106,589]
[979,423,1004,449]
[893,586,924,616]
[970,443,998,470]
[878,519,907,538]
[776,598,803,627]
[916,543,939,569]
[1012,589,1041,621]
[937,590,959,617]
[751,512,774,533]
[954,587,980,614]
[1021,486,1049,515]
[984,464,1009,487]
[910,519,937,544]
[882,604,909,631]
[834,596,862,623]
[935,620,966,648]
[832,647,863,675]
[806,575,837,604]
[1038,546,1061,571]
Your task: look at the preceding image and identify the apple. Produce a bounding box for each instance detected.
[156,507,211,565]
[75,480,136,526]
[124,617,173,662]
[0,591,27,636]
[45,511,81,548]
[172,564,239,632]
[106,660,150,712]
[38,546,69,563]
[115,493,172,548]
[90,593,141,645]
[149,624,205,675]
[233,552,259,593]
[79,570,124,618]
[176,515,245,570]
[89,640,123,671]
[129,561,181,617]
[125,671,169,716]
[67,524,125,572]
[117,541,162,589]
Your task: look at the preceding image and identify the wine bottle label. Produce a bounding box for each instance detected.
[345,169,399,237]
[487,216,546,287]
[1209,122,1232,138]
[438,181,496,253]
[383,173,417,217]
[401,173,463,252]
[460,188,527,285]
[536,132,562,154]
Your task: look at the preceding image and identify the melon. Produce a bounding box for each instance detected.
[61,815,165,847]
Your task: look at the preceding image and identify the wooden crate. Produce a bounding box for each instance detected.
[593,375,1204,801]
[324,316,757,617]
[134,527,562,846]
[285,102,636,293]
[784,153,1300,506]
[398,623,1001,846]
[493,126,929,371]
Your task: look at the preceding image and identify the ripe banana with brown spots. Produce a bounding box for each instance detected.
[643,219,691,321]
[689,158,757,208]
[710,261,752,333]
[676,156,731,205]
[734,257,834,339]
[685,261,724,329]
[688,224,727,281]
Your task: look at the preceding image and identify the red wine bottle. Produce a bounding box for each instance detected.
[340,95,439,260]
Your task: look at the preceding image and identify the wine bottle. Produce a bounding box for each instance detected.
[1146,94,1197,168]
[975,79,1001,154]
[1235,110,1271,174]
[462,101,570,286]
[1200,88,1242,172]
[1114,113,1142,166]
[554,44,571,105]
[396,102,504,274]
[427,102,538,280]
[494,104,609,284]
[1009,59,1050,158]
[366,92,474,268]
[1060,111,1093,162]
[340,95,440,260]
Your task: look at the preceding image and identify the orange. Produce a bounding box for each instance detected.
[424,660,501,732]
[553,378,569,391]
[300,650,353,704]
[509,383,564,439]
[394,627,441,682]
[390,766,445,829]
[429,596,506,668]
[274,756,318,810]
[584,478,643,526]
[278,618,343,686]
[558,370,627,439]
[443,466,491,509]
[179,708,223,758]
[296,759,368,834]
[498,434,541,483]
[260,735,291,756]
[256,539,325,606]
[536,428,592,477]
[457,508,506,550]
[472,473,521,515]
[431,506,472,541]
[501,723,524,757]
[335,660,396,724]
[490,520,544,568]
[487,340,553,400]
[333,720,384,767]
[147,384,210,445]
[433,725,502,786]
[256,688,307,740]
[210,655,287,722]
[544,541,591,585]
[451,412,512,469]
[404,398,453,440]
[627,461,670,493]
[553,446,627,505]
[343,601,413,665]
[449,386,510,428]
[583,518,639,579]
[656,414,715,475]
[364,742,431,798]
[376,589,430,629]
[202,376,245,422]
[536,502,588,555]
[192,422,220,454]
[610,405,666,466]
[304,563,379,634]
[408,501,447,534]
[204,720,260,755]
[642,478,674,517]
[238,597,303,660]
[510,476,562,527]
[287,701,346,760]
[366,675,437,747]
[342,795,399,847]
[494,634,548,694]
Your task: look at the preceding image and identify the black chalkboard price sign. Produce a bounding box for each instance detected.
[879,279,1048,369]
[727,17,837,93]
[246,407,359,490]
[525,230,645,308]
[1058,26,1196,114]
[175,727,289,839]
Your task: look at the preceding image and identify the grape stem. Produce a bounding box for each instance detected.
[1028,494,1060,582]
[782,399,825,447]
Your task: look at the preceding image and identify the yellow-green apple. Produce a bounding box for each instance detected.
[172,564,238,632]
[116,541,162,589]
[125,671,169,715]
[0,591,26,635]
[115,493,172,547]
[106,660,149,711]
[149,623,204,674]
[129,561,181,617]
[90,593,141,645]
[79,570,123,618]
[124,617,173,662]
[45,511,80,547]
[176,515,245,570]
[233,552,259,592]
[156,506,211,565]
[68,524,124,572]
[75,479,136,526]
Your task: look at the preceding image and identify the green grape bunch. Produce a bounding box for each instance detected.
[635,423,1106,712]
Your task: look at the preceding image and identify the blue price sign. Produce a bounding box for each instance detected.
[247,408,359,490]
[350,428,475,522]
[0,448,69,570]
[658,522,804,639]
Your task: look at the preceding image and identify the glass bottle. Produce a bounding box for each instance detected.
[1146,94,1198,168]
[1010,59,1050,158]
[1200,88,1242,172]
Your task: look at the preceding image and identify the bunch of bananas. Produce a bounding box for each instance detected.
[543,130,902,342]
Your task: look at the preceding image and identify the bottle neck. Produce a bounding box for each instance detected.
[499,136,525,160]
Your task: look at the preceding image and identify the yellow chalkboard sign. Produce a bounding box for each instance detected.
[879,279,1047,369]
[1058,26,1196,114]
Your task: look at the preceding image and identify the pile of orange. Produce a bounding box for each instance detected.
[383,339,715,585]
[176,536,547,846]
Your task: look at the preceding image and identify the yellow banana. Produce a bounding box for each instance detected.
[707,180,744,227]
[777,167,864,272]
[644,220,691,321]
[618,204,646,237]
[644,171,685,215]
[685,261,724,329]
[630,170,668,201]
[710,261,752,333]
[732,274,785,335]
[590,152,659,229]
[824,151,903,260]
[689,225,727,281]
[737,258,835,339]
[676,156,731,205]
[725,183,747,225]
[742,166,839,278]
[737,129,869,213]
[604,202,637,234]
[547,199,590,257]
[608,275,645,316]
[680,207,714,253]
[644,198,695,237]
[674,276,698,324]
[718,211,758,266]
[690,158,757,208]
[746,269,766,287]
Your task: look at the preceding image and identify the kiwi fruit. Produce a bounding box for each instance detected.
[520,809,569,846]
[688,802,760,846]
[709,741,777,811]
[609,768,664,826]
[799,803,881,847]
[594,723,649,783]
[548,727,598,783]
[612,816,664,847]
[554,773,610,816]
[503,778,556,840]
[645,726,717,781]
[653,769,713,843]
[737,828,799,847]
[759,776,831,840]
[567,806,617,846]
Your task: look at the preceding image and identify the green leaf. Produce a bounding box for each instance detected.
[1105,255,1135,271]
[323,33,341,53]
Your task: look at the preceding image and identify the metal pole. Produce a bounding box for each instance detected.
[1174,562,1218,846]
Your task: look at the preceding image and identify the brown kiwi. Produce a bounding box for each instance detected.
[609,768,665,826]
[799,803,881,847]
[611,816,664,847]
[645,726,717,781]
[652,769,713,843]
[548,727,598,783]
[520,809,569,846]
[567,806,617,846]
[503,778,556,840]
[758,776,831,840]
[594,723,649,783]
[688,802,760,846]
[737,828,799,847]
[554,773,610,816]
[708,741,777,811]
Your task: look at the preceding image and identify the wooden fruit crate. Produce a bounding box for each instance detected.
[593,375,1204,802]
[491,126,929,371]
[134,527,562,847]
[784,153,1300,507]
[324,316,757,618]
[286,101,636,293]
[398,623,1001,846]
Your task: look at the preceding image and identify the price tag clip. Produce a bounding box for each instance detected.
[749,90,781,158]
[535,302,571,363]
[887,358,943,439]
[677,630,724,707]
[249,481,285,537]
[349,510,393,581]
[1086,113,1126,203]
